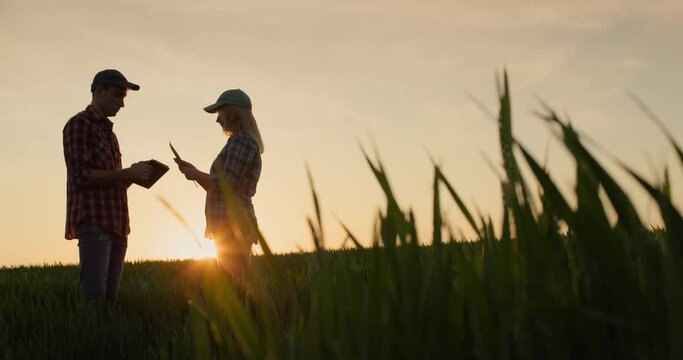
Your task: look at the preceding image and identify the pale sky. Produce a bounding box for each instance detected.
[1,0,681,266]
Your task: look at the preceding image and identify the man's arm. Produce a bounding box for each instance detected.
[64,119,152,188]
[84,163,152,187]
[63,118,94,188]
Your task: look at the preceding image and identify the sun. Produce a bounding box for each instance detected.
[155,203,218,260]
[178,235,218,260]
[164,233,218,261]
[195,237,218,259]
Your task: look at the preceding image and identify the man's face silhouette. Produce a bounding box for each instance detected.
[93,86,127,117]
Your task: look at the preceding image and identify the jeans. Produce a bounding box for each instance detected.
[78,222,128,300]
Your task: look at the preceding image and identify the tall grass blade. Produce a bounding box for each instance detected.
[619,164,683,359]
[361,146,406,247]
[433,165,443,245]
[628,92,683,167]
[539,110,645,235]
[155,194,203,248]
[307,165,325,251]
[436,167,482,238]
[517,144,574,227]
[619,166,682,255]
[338,220,365,249]
[497,71,533,214]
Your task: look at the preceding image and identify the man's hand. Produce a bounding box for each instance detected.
[174,158,198,181]
[128,161,153,181]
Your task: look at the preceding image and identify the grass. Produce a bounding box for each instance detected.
[0,260,195,358]
[1,72,680,359]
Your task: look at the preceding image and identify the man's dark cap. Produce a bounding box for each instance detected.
[91,69,140,92]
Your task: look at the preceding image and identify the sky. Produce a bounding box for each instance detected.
[1,0,681,267]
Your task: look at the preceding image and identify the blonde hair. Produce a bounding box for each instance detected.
[219,106,265,154]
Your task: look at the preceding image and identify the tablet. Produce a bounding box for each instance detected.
[132,159,169,189]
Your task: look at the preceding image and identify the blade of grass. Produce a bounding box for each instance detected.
[155,194,203,248]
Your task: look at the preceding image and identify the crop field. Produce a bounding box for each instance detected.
[1,74,681,359]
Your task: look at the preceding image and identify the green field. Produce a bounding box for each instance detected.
[0,260,195,358]
[2,74,681,359]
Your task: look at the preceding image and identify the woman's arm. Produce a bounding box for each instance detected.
[174,159,212,191]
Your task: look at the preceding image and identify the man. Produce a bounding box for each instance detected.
[63,69,152,301]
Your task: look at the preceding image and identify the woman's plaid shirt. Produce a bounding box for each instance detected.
[205,132,262,239]
[63,106,129,240]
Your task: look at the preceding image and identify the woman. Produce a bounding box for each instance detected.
[175,89,264,278]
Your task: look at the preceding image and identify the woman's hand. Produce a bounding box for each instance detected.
[174,158,198,181]
[174,158,211,191]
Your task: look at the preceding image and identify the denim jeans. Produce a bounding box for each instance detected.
[78,222,128,300]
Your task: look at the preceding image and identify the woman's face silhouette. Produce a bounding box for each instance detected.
[216,106,241,134]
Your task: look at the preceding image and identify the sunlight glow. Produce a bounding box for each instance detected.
[168,236,217,260]
[196,237,218,259]
[152,196,218,261]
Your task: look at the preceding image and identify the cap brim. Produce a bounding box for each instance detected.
[108,80,140,91]
[124,82,140,91]
[203,103,222,113]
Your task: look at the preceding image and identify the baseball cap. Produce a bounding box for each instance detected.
[91,69,140,92]
[203,89,252,113]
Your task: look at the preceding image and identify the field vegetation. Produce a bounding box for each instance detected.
[1,73,681,359]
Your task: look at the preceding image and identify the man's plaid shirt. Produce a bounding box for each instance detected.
[63,105,129,240]
[205,132,262,239]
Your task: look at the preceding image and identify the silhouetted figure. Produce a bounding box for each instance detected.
[63,69,152,301]
[175,89,264,280]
